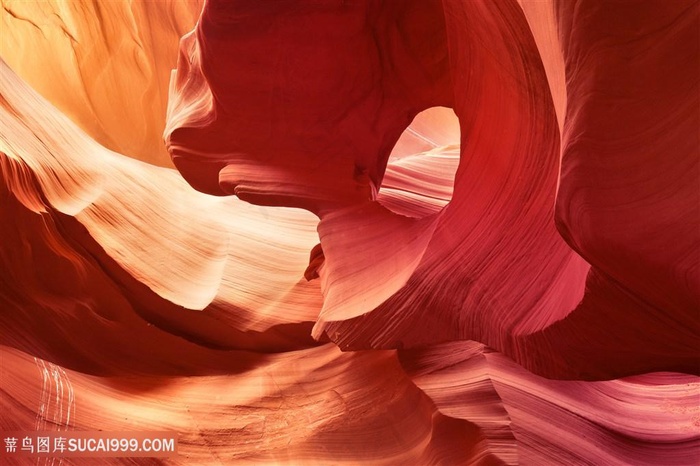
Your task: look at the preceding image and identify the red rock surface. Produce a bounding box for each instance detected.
[1,0,699,464]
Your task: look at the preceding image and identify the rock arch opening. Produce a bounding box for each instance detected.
[378,107,460,218]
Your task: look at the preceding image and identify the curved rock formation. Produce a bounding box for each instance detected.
[165,0,699,379]
[1,0,203,166]
[1,0,699,464]
[1,60,322,361]
[399,341,700,465]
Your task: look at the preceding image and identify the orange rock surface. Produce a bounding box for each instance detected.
[1,0,698,464]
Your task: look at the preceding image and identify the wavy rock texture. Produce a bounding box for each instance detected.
[166,0,699,379]
[399,342,700,465]
[1,60,323,360]
[0,0,203,166]
[1,0,699,464]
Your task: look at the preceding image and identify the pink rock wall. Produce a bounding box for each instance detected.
[1,0,698,464]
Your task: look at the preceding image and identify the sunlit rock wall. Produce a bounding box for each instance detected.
[1,0,698,464]
[1,0,203,166]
